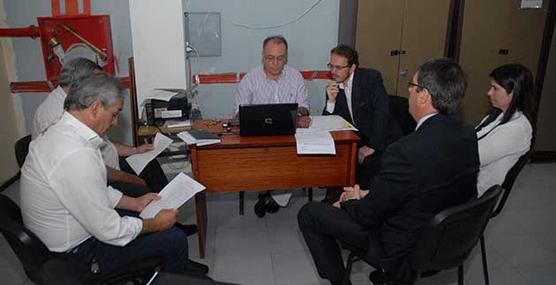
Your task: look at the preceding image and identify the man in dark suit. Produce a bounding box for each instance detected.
[299,58,479,285]
[322,45,390,202]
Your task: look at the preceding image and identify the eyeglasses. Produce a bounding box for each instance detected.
[407,81,427,90]
[264,55,287,63]
[327,63,350,71]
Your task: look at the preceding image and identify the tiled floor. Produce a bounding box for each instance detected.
[1,162,555,285]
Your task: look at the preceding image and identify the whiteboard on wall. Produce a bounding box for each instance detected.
[129,0,188,114]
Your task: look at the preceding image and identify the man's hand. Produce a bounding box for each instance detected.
[326,80,340,103]
[358,146,376,164]
[134,193,160,212]
[297,115,311,128]
[141,209,178,233]
[135,144,154,154]
[333,184,370,208]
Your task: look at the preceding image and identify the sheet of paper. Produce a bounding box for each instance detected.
[125,133,173,174]
[297,115,358,134]
[140,172,205,219]
[295,131,336,155]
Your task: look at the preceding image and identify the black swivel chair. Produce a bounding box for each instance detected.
[479,149,533,285]
[342,186,503,285]
[0,195,162,285]
[15,135,32,168]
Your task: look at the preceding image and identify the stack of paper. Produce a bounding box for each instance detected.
[177,130,221,146]
[295,131,336,155]
[140,172,205,219]
[164,119,191,129]
[297,115,358,134]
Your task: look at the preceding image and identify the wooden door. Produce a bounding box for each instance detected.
[356,0,451,96]
[459,0,547,124]
[355,0,405,95]
[397,0,452,97]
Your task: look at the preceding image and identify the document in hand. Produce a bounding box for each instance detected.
[295,131,336,155]
[177,130,221,146]
[139,172,206,219]
[125,133,173,175]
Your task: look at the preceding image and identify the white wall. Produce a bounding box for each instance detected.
[129,0,188,113]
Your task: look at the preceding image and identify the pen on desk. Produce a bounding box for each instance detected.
[145,270,159,285]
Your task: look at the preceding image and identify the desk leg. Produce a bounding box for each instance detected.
[195,191,207,258]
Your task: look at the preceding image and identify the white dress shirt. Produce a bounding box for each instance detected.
[32,86,120,170]
[325,72,355,122]
[476,111,532,196]
[21,112,142,252]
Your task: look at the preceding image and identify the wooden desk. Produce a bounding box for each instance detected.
[190,120,359,257]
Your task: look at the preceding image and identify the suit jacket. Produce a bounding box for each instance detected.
[323,68,390,151]
[342,114,480,283]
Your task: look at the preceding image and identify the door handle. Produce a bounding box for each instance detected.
[390,50,400,56]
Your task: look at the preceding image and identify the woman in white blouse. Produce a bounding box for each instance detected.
[476,64,535,196]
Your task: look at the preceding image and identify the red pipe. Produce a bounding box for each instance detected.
[0,26,40,38]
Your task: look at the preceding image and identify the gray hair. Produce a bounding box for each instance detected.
[64,72,124,111]
[58,58,101,87]
[417,58,467,115]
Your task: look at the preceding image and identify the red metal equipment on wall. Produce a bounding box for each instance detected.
[36,15,115,81]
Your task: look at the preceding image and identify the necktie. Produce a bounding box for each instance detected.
[334,88,353,124]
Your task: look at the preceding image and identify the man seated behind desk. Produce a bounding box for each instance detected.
[298,58,480,285]
[21,73,208,282]
[234,35,311,217]
[31,58,196,235]
[322,44,390,202]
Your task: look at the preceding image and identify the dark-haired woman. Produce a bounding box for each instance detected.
[476,64,535,196]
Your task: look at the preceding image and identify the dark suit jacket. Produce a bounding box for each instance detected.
[323,68,390,151]
[342,114,480,283]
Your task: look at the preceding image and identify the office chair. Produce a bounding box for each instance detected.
[388,95,416,136]
[479,149,533,285]
[0,195,161,285]
[342,186,503,285]
[14,135,32,168]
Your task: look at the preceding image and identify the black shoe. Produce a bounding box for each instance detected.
[254,194,267,218]
[187,259,209,275]
[175,223,197,236]
[265,196,280,214]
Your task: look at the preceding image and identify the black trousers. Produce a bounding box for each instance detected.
[110,157,169,198]
[298,202,380,285]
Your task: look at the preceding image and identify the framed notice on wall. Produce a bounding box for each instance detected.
[521,0,543,9]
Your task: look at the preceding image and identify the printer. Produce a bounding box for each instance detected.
[145,90,191,126]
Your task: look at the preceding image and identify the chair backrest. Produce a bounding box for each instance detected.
[0,195,51,283]
[491,149,533,218]
[15,135,32,168]
[410,185,502,272]
[388,95,416,136]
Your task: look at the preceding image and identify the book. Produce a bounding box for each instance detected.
[177,130,221,146]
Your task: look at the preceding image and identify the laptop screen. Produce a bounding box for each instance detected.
[239,103,298,136]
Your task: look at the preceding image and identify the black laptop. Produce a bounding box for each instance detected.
[239,103,298,136]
